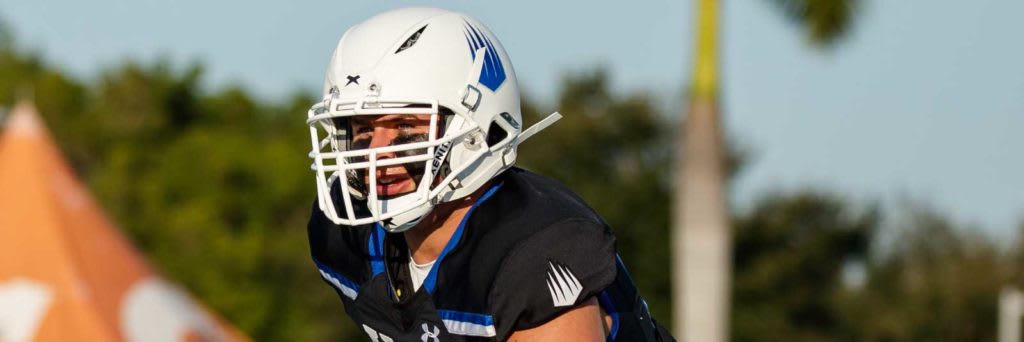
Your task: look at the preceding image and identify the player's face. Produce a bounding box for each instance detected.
[349,114,434,198]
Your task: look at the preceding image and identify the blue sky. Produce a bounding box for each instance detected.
[2,0,1022,234]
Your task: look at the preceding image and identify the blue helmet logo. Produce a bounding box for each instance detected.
[462,21,507,91]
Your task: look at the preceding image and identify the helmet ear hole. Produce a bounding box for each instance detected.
[486,120,509,147]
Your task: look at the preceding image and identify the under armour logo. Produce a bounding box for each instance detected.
[346,75,361,86]
[421,323,440,342]
[546,261,582,307]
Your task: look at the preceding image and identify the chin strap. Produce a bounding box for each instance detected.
[515,112,562,145]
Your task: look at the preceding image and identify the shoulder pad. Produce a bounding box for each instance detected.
[488,218,617,335]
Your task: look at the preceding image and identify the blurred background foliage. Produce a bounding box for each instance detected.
[1,20,1021,341]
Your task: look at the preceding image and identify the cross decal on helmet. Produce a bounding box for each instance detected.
[345,75,360,86]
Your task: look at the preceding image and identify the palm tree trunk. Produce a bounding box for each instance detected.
[672,0,731,341]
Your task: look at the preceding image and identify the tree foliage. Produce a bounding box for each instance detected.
[731,191,876,341]
[844,209,1004,341]
[771,0,860,48]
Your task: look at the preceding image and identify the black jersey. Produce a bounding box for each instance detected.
[307,167,674,341]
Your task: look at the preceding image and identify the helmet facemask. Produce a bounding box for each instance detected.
[307,94,479,232]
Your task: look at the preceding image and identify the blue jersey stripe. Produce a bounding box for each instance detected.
[598,291,620,341]
[368,224,386,278]
[437,310,495,326]
[423,183,504,293]
[313,259,360,300]
[438,310,496,337]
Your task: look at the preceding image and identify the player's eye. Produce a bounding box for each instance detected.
[397,122,415,130]
[354,126,373,134]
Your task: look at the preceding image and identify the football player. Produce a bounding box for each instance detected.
[305,7,674,341]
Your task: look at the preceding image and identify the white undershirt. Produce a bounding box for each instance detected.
[408,253,436,291]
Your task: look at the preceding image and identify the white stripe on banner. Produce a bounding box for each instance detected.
[318,269,358,300]
[442,319,496,337]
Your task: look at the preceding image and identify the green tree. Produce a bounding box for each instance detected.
[81,62,361,340]
[771,0,859,48]
[845,208,1002,341]
[731,192,876,341]
[1,28,362,338]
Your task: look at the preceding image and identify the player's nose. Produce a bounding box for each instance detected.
[368,128,398,159]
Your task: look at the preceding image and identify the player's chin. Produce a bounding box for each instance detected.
[375,177,417,199]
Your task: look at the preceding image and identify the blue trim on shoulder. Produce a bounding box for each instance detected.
[598,291,620,341]
[368,224,386,278]
[438,309,497,337]
[615,254,635,281]
[313,259,360,300]
[437,310,495,326]
[422,183,504,294]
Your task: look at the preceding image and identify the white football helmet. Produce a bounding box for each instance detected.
[307,7,561,232]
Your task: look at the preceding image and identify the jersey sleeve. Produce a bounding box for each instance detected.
[488,218,618,335]
[306,198,371,298]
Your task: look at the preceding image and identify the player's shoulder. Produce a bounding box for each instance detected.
[476,167,606,230]
[306,197,375,289]
[473,167,614,258]
[467,168,619,337]
[462,167,615,279]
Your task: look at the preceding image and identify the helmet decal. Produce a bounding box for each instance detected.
[462,21,506,91]
[345,75,361,86]
[395,25,427,54]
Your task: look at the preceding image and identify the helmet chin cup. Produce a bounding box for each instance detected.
[374,192,433,233]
